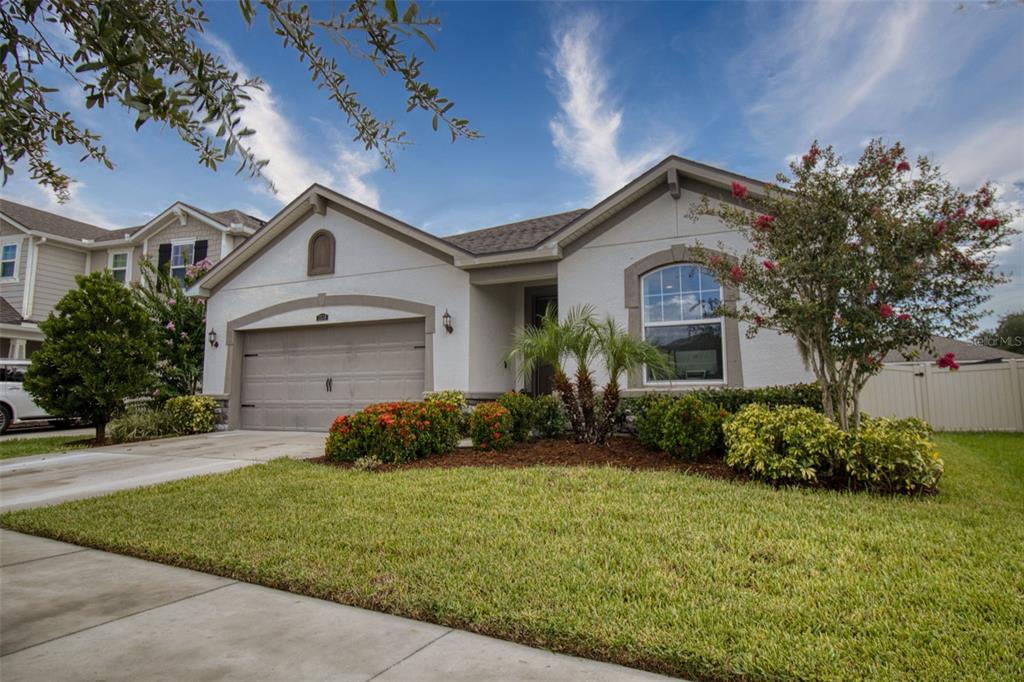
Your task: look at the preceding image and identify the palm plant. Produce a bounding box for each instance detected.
[506,304,670,444]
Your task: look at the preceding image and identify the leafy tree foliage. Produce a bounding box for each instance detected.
[135,257,209,398]
[506,305,670,444]
[1,0,477,201]
[692,140,1019,431]
[23,271,159,442]
[975,310,1024,355]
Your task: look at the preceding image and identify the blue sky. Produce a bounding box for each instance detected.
[6,1,1023,327]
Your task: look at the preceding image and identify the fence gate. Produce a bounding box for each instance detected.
[860,359,1024,431]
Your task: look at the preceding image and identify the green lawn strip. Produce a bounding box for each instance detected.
[0,435,93,460]
[2,433,1022,680]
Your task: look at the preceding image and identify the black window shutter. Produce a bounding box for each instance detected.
[157,243,172,273]
[194,240,208,263]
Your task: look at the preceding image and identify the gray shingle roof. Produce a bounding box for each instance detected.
[443,209,587,255]
[189,206,266,231]
[0,199,120,242]
[884,335,1022,363]
[0,296,22,325]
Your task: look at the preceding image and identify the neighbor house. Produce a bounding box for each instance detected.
[192,156,815,431]
[0,199,265,358]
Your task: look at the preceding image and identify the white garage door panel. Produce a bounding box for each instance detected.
[240,319,425,431]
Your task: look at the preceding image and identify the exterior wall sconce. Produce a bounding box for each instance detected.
[208,329,219,348]
[442,309,454,334]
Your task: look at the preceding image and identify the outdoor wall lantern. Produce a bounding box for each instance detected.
[208,329,219,348]
[442,309,454,334]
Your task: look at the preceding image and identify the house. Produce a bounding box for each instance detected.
[193,156,814,431]
[0,199,265,359]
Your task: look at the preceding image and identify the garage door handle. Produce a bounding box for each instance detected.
[325,377,333,392]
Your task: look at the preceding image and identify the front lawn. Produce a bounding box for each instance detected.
[0,435,93,460]
[2,432,1022,680]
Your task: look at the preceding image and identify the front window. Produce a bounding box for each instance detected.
[170,241,194,282]
[110,252,129,283]
[642,264,724,382]
[1,242,18,279]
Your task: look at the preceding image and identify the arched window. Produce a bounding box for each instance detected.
[307,230,335,276]
[641,263,724,383]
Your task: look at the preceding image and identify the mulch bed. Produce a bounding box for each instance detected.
[309,436,746,481]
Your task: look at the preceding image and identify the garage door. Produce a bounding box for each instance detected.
[239,319,425,431]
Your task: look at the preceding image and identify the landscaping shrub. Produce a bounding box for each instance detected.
[691,383,822,412]
[424,390,470,435]
[533,394,567,438]
[657,395,723,459]
[108,408,177,443]
[325,401,461,464]
[468,402,514,450]
[164,395,217,435]
[633,394,674,448]
[845,417,943,494]
[724,404,847,483]
[496,392,536,442]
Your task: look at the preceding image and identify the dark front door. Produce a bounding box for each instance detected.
[530,294,557,396]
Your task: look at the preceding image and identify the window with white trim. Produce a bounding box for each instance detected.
[109,251,130,283]
[170,240,194,282]
[1,242,18,279]
[642,263,724,382]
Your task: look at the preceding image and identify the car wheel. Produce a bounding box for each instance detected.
[0,404,11,435]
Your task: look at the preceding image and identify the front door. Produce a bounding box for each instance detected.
[530,294,557,396]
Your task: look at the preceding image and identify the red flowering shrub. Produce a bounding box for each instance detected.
[936,352,960,371]
[325,400,461,463]
[896,160,911,172]
[975,218,1000,230]
[751,214,775,230]
[879,303,894,319]
[762,259,777,271]
[468,402,513,450]
[729,265,745,283]
[731,181,748,199]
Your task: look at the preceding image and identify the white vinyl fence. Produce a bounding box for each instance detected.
[860,359,1024,432]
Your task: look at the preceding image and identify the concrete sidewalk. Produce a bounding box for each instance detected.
[0,530,673,681]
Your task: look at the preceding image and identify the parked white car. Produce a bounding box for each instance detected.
[0,360,51,433]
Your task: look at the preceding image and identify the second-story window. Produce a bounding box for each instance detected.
[1,242,18,279]
[170,240,195,282]
[110,251,130,283]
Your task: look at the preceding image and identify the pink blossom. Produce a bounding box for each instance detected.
[165,321,175,332]
[897,313,911,321]
[896,160,911,173]
[975,218,1000,230]
[729,265,745,283]
[933,220,947,237]
[752,214,775,230]
[753,315,765,326]
[708,254,723,267]
[731,182,748,199]
[952,207,966,219]
[879,303,893,319]
[167,298,176,306]
[936,352,959,371]
[802,144,820,167]
[762,259,777,271]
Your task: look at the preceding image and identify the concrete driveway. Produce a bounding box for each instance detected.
[0,430,325,512]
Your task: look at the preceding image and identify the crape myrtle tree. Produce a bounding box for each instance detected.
[691,139,1018,431]
[134,257,212,398]
[23,271,159,442]
[1,0,478,201]
[506,305,670,444]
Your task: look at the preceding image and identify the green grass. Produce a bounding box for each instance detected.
[0,434,93,460]
[3,433,1023,680]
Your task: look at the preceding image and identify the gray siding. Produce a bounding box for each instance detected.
[143,214,224,264]
[31,242,87,321]
[91,244,146,283]
[0,220,28,313]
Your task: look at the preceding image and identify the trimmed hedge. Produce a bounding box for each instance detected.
[165,395,217,435]
[325,401,461,464]
[845,417,944,494]
[533,394,567,438]
[469,402,514,450]
[108,395,217,443]
[497,392,536,442]
[657,395,726,459]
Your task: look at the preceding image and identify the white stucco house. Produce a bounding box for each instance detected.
[192,156,814,431]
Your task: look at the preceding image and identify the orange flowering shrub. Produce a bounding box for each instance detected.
[468,402,513,450]
[325,400,460,463]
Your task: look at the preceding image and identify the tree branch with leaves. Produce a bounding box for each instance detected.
[1,0,478,201]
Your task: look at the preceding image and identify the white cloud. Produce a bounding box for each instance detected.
[205,35,381,208]
[6,176,121,228]
[548,13,670,201]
